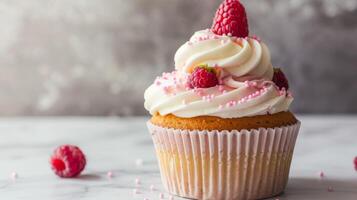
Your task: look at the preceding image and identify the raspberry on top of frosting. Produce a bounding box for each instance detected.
[144,0,293,119]
[211,0,249,37]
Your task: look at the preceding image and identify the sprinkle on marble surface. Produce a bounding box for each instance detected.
[133,189,140,195]
[144,198,149,200]
[327,186,334,192]
[169,195,174,200]
[159,193,164,199]
[107,171,114,178]
[135,158,144,166]
[135,178,141,185]
[11,172,18,180]
[150,184,155,191]
[319,171,325,178]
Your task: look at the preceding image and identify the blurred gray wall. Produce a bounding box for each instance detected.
[0,0,356,116]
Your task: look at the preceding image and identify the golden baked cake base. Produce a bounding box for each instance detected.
[150,111,297,131]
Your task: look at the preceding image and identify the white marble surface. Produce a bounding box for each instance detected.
[0,115,357,200]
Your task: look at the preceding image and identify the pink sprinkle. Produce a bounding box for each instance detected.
[159,193,164,198]
[107,171,114,178]
[169,195,174,200]
[252,35,261,42]
[150,184,155,191]
[163,86,170,94]
[319,171,325,178]
[197,91,204,97]
[155,81,161,86]
[235,38,242,45]
[135,178,141,185]
[287,91,293,98]
[11,172,18,179]
[218,85,225,92]
[226,100,236,107]
[218,104,224,110]
[327,186,334,192]
[227,33,232,37]
[144,198,149,200]
[133,189,139,195]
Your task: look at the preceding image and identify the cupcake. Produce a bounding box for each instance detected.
[144,0,300,199]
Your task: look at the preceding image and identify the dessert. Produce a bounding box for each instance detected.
[144,0,300,199]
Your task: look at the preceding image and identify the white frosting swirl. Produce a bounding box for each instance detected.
[144,71,293,118]
[174,30,274,80]
[144,30,293,119]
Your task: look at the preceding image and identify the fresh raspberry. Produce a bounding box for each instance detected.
[211,0,249,37]
[354,156,357,171]
[272,68,289,90]
[50,145,86,178]
[188,66,219,89]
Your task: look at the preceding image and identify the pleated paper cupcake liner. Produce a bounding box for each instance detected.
[147,121,300,200]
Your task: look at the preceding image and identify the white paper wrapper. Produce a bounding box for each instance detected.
[147,121,300,200]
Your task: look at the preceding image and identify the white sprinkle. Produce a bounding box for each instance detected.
[136,158,144,166]
[133,189,139,195]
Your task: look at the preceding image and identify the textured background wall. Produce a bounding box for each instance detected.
[0,0,356,116]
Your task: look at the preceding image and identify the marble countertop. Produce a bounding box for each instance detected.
[0,116,357,200]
